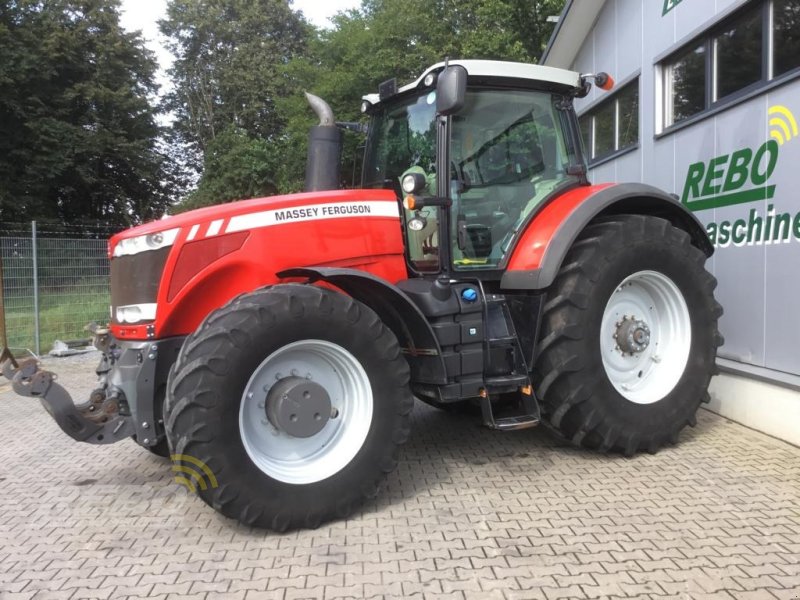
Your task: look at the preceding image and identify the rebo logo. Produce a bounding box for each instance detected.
[681,105,800,248]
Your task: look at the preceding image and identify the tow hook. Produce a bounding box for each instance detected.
[1,358,135,444]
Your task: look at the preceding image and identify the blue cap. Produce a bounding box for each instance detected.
[461,288,478,303]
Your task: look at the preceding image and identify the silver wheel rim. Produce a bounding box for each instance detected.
[600,270,691,405]
[239,339,373,484]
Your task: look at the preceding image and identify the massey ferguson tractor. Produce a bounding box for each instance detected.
[2,60,722,530]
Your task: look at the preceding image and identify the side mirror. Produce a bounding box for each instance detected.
[436,65,467,116]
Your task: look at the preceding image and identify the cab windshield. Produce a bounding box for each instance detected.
[363,87,580,273]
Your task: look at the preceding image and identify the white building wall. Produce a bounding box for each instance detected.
[564,0,800,445]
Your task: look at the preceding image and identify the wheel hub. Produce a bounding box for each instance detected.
[266,376,331,438]
[615,316,651,355]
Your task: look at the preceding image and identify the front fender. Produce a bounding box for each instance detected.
[278,267,448,385]
[501,183,713,290]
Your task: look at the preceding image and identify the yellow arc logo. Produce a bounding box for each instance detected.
[768,105,798,146]
[170,454,219,492]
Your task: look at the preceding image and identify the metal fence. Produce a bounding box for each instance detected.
[0,222,122,356]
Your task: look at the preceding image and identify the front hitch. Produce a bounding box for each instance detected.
[1,357,136,444]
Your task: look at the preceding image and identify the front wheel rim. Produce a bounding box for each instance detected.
[600,270,691,404]
[239,339,373,484]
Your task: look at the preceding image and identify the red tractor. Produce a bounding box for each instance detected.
[2,61,722,530]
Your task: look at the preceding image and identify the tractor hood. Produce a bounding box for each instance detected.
[111,189,394,251]
[109,189,406,341]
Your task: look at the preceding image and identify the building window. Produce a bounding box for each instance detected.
[661,0,800,130]
[715,4,762,99]
[579,78,639,162]
[666,43,707,124]
[773,0,800,77]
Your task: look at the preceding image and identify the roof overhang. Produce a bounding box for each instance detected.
[541,0,610,68]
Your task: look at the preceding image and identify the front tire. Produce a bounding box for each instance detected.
[164,284,413,530]
[534,215,723,455]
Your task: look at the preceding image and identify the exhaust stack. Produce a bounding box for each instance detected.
[304,92,342,192]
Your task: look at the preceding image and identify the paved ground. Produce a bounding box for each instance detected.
[0,351,798,600]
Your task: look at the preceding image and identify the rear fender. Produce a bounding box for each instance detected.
[278,267,448,385]
[501,183,713,290]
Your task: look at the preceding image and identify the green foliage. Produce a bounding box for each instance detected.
[276,0,567,193]
[160,0,310,153]
[3,286,110,353]
[0,0,174,226]
[160,0,311,208]
[162,0,565,205]
[179,126,279,211]
[0,0,567,220]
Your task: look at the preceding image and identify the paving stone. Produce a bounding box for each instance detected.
[1,352,799,600]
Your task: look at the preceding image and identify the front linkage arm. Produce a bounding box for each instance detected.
[1,356,135,444]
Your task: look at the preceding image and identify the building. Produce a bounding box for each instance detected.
[543,0,800,445]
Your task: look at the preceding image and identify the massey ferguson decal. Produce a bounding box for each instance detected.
[177,201,402,237]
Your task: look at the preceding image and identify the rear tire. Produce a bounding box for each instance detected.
[164,284,413,530]
[534,215,723,455]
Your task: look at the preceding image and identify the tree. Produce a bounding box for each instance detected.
[180,126,279,211]
[162,0,565,207]
[276,0,566,193]
[160,0,310,201]
[0,0,174,226]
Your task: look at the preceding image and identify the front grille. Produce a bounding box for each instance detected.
[110,247,171,320]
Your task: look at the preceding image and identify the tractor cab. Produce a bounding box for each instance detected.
[360,60,588,278]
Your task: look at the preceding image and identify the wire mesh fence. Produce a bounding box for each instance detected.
[0,222,122,356]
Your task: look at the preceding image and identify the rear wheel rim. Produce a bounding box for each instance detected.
[239,339,373,484]
[600,270,691,404]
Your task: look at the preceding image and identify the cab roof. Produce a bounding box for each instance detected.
[362,59,582,106]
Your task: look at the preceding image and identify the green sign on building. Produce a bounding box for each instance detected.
[662,0,684,16]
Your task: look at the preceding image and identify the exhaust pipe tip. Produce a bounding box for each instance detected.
[305,92,335,127]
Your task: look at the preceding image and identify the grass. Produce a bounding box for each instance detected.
[2,287,110,355]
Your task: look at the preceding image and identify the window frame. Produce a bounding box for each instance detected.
[659,0,800,135]
[577,76,640,166]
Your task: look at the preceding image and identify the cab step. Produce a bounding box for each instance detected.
[479,389,541,431]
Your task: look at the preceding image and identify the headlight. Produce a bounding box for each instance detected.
[116,303,157,324]
[408,215,427,231]
[113,228,180,258]
[402,172,426,195]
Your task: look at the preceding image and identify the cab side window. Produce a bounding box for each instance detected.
[450,90,576,269]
